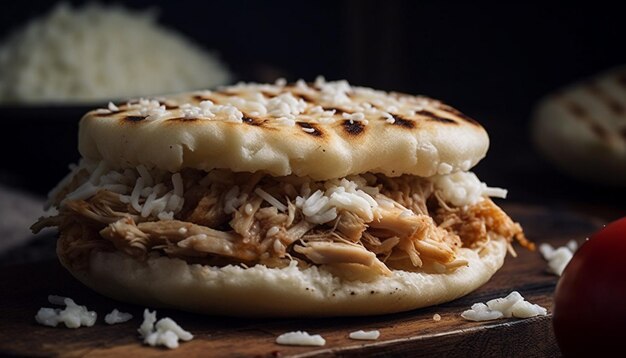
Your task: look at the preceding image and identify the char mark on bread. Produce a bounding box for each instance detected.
[323,107,346,114]
[297,122,323,137]
[193,94,210,102]
[561,100,610,140]
[617,72,626,88]
[214,91,238,97]
[585,81,624,115]
[390,115,415,129]
[168,117,199,122]
[589,123,608,139]
[292,93,315,103]
[438,105,481,126]
[565,101,587,117]
[93,108,124,117]
[342,119,365,136]
[242,116,264,126]
[125,115,147,122]
[260,90,279,98]
[416,110,457,125]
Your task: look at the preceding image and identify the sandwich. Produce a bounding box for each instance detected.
[32,77,531,317]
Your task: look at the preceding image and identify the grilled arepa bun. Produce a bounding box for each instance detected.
[33,77,529,317]
[532,66,626,186]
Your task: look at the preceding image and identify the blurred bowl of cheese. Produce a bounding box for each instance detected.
[0,2,231,104]
[0,3,232,193]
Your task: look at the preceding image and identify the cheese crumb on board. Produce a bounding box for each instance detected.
[461,291,547,321]
[539,240,578,276]
[35,295,97,328]
[348,330,380,340]
[276,331,326,346]
[104,309,133,325]
[138,309,193,349]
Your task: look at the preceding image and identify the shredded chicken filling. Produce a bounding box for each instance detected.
[33,166,529,280]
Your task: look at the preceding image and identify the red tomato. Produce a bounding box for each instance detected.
[553,217,626,356]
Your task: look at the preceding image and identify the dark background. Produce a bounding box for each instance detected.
[1,0,625,217]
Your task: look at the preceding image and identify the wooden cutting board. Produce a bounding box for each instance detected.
[0,205,602,357]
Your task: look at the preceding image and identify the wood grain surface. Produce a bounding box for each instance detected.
[0,205,603,357]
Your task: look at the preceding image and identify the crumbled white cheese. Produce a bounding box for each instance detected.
[566,240,578,252]
[138,309,157,338]
[144,330,180,349]
[318,116,336,124]
[295,79,311,91]
[318,79,351,106]
[134,98,169,121]
[461,291,547,321]
[539,240,578,276]
[276,331,326,346]
[181,101,216,119]
[35,295,97,328]
[295,177,378,224]
[155,318,194,341]
[433,171,507,207]
[0,3,231,104]
[382,111,395,123]
[138,309,193,349]
[223,186,247,214]
[342,112,368,124]
[266,226,280,237]
[309,105,324,114]
[60,163,185,220]
[314,75,326,88]
[510,299,548,318]
[244,203,254,215]
[266,92,307,119]
[486,291,524,317]
[433,313,442,322]
[255,187,287,212]
[348,330,380,340]
[275,117,296,126]
[461,303,503,321]
[104,76,457,128]
[385,105,398,112]
[104,309,133,325]
[437,162,454,175]
[211,104,244,123]
[180,101,243,122]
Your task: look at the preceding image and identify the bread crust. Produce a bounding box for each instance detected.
[79,82,488,179]
[60,239,507,317]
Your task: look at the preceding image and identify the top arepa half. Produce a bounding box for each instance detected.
[78,77,488,180]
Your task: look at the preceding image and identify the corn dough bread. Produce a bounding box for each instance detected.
[68,239,507,317]
[532,66,626,186]
[79,78,488,180]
